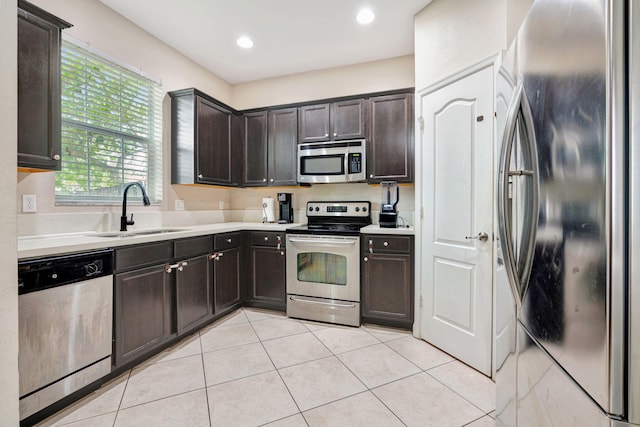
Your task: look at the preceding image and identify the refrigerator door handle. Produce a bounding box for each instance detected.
[497,81,539,309]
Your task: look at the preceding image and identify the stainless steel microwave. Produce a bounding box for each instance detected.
[297,139,366,184]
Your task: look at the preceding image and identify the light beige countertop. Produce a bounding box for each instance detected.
[19,222,415,260]
[18,222,301,260]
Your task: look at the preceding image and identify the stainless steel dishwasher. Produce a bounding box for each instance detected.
[18,250,114,420]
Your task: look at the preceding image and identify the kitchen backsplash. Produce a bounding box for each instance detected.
[18,183,414,236]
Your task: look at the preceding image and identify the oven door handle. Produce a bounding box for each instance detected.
[289,296,356,308]
[288,237,357,245]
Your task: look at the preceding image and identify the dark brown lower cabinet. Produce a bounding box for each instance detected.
[176,254,212,334]
[114,264,173,367]
[213,247,242,314]
[250,246,286,311]
[361,235,414,329]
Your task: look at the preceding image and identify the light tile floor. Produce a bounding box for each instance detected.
[37,308,495,427]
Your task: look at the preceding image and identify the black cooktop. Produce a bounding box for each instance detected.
[287,201,371,236]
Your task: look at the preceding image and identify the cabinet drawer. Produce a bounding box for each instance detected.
[174,236,213,259]
[249,232,285,248]
[363,235,412,254]
[214,232,243,250]
[115,241,173,271]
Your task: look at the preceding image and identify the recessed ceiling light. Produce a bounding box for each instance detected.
[236,36,254,49]
[356,8,375,25]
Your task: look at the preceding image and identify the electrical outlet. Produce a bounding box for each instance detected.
[23,195,37,213]
[219,200,224,210]
[175,199,185,211]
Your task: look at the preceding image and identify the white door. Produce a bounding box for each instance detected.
[419,65,494,375]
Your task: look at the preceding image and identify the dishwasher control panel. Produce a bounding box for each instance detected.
[18,250,113,295]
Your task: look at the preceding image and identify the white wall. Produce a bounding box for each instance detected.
[1,0,20,423]
[414,0,507,90]
[232,55,415,110]
[17,0,416,228]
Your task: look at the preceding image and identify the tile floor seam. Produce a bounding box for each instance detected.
[199,347,214,427]
[423,369,495,416]
[110,368,132,426]
[378,340,426,372]
[116,385,210,413]
[366,390,409,427]
[246,312,306,418]
[462,413,490,426]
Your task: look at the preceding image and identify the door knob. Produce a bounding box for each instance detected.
[465,232,489,242]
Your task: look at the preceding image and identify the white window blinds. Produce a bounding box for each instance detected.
[55,40,163,205]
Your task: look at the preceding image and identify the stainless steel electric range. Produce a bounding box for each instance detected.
[286,201,371,326]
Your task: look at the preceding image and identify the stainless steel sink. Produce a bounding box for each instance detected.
[92,228,189,238]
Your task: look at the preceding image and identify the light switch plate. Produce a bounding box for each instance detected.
[23,195,37,213]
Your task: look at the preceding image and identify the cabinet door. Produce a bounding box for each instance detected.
[362,253,413,328]
[196,96,233,185]
[369,93,414,183]
[299,104,330,143]
[243,111,268,186]
[17,5,68,171]
[268,108,298,186]
[176,255,212,334]
[250,246,286,311]
[332,99,366,140]
[213,247,242,314]
[114,264,173,367]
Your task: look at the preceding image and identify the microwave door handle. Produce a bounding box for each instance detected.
[344,150,349,182]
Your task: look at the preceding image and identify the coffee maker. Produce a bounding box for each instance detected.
[277,193,293,224]
[379,181,399,228]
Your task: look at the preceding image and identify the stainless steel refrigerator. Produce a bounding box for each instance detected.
[495,0,640,425]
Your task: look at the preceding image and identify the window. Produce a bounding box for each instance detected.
[55,39,163,205]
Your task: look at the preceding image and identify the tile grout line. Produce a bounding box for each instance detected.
[246,311,309,425]
[423,367,494,418]
[197,330,213,427]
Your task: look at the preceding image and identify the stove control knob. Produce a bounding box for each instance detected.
[309,206,313,212]
[315,207,320,212]
[355,207,360,212]
[363,206,368,212]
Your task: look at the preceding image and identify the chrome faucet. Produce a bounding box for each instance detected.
[120,182,151,231]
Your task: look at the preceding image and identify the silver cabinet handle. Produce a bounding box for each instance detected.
[363,256,368,262]
[333,132,337,137]
[280,251,285,256]
[270,178,274,183]
[369,239,373,254]
[383,241,389,247]
[264,236,269,241]
[262,178,267,182]
[324,133,329,138]
[465,232,489,242]
[208,252,224,261]
[370,174,374,178]
[276,235,282,250]
[165,261,188,273]
[52,154,61,160]
[198,174,203,179]
[226,238,232,243]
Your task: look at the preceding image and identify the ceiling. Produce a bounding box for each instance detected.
[99,0,432,84]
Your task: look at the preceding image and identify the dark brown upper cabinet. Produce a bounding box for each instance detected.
[298,99,365,143]
[17,0,71,171]
[170,88,241,187]
[368,93,414,183]
[243,108,298,187]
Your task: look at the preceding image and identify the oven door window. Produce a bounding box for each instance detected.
[300,155,345,175]
[297,252,347,286]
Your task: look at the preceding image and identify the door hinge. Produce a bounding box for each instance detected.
[420,206,424,220]
[418,116,424,132]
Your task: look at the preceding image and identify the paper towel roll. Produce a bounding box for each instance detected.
[262,197,275,223]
